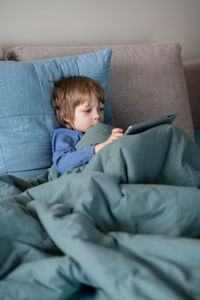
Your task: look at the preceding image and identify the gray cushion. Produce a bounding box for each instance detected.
[6,42,194,139]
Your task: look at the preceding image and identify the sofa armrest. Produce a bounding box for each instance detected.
[183,58,200,129]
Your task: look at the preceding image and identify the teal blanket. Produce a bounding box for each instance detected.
[0,124,200,300]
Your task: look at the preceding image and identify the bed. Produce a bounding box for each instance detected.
[0,42,200,299]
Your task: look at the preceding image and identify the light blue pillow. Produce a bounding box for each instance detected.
[0,48,113,179]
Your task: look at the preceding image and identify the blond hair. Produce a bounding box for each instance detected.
[51,76,105,129]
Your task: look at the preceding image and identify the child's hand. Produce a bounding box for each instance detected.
[94,128,124,153]
[107,128,124,143]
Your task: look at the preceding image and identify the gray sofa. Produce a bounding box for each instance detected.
[1,42,200,300]
[2,42,200,140]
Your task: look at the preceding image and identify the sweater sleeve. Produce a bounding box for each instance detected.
[52,130,95,174]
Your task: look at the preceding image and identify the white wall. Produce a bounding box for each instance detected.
[0,0,200,59]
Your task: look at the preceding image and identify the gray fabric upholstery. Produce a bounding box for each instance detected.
[5,43,194,138]
[0,47,5,60]
[183,58,200,129]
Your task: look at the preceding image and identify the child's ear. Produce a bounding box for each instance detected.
[63,117,70,123]
[63,117,73,129]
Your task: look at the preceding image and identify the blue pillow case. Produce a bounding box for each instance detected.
[0,48,113,179]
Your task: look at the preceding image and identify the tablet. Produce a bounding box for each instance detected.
[124,113,177,135]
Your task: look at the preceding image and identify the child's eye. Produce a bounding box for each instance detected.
[98,107,104,112]
[84,109,91,113]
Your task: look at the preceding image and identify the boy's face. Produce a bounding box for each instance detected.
[72,96,104,133]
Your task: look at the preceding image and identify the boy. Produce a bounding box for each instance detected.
[51,76,123,174]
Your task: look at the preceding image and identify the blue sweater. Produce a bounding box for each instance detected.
[52,128,95,174]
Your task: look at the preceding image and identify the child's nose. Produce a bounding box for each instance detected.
[93,110,100,120]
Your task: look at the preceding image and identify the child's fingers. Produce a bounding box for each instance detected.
[112,128,123,134]
[113,132,124,137]
[108,128,124,142]
[111,132,124,139]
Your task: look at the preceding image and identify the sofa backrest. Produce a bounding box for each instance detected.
[183,58,200,129]
[5,43,194,138]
